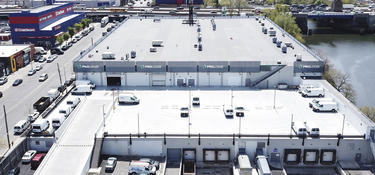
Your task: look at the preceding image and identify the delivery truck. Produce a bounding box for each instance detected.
[33,97,51,113]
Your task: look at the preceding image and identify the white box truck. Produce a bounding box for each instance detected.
[59,105,72,117]
[48,88,60,100]
[66,97,80,108]
[72,85,93,95]
[312,101,338,112]
[75,80,96,89]
[35,47,47,55]
[309,98,334,108]
[298,84,315,93]
[301,87,325,97]
[52,115,66,128]
[238,155,252,175]
[32,119,49,133]
[292,121,308,136]
[119,94,140,104]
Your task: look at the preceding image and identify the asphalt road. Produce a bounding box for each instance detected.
[0,23,107,154]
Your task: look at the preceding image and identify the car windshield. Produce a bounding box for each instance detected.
[236,107,244,110]
[181,107,188,111]
[227,109,233,112]
[193,98,199,101]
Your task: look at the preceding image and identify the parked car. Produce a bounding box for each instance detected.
[66,42,73,48]
[39,73,48,82]
[61,45,69,51]
[35,65,43,71]
[12,79,23,86]
[50,47,64,55]
[38,56,46,63]
[107,27,112,32]
[57,84,66,92]
[21,150,37,163]
[139,158,160,170]
[72,38,78,43]
[64,79,74,86]
[31,153,46,169]
[28,69,36,76]
[89,26,94,31]
[46,55,57,63]
[8,166,20,175]
[102,31,107,36]
[105,157,117,172]
[28,111,40,122]
[33,54,41,62]
[0,76,8,85]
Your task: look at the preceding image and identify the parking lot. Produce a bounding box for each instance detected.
[16,160,37,175]
[99,156,165,175]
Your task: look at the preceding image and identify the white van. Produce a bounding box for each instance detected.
[14,120,30,134]
[305,122,320,137]
[119,94,139,104]
[32,119,50,133]
[72,85,92,95]
[48,88,60,100]
[298,84,315,93]
[309,98,334,108]
[301,88,325,97]
[312,101,338,112]
[52,115,66,128]
[128,161,157,175]
[59,105,72,117]
[35,47,47,55]
[66,97,80,108]
[75,80,96,89]
[292,122,308,136]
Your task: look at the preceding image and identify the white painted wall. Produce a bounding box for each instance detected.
[223,73,242,86]
[209,73,222,86]
[102,139,128,156]
[198,73,209,86]
[131,140,163,156]
[126,73,149,86]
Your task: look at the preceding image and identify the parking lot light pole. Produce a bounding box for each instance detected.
[3,105,11,149]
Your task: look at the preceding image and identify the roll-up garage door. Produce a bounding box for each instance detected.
[184,150,195,161]
[217,150,229,161]
[152,73,166,86]
[204,150,215,162]
[167,148,181,162]
[107,77,121,86]
[132,141,162,156]
[209,73,221,86]
[322,151,333,161]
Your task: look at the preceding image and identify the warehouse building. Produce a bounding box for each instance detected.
[73,17,324,88]
[0,44,34,77]
[9,1,85,48]
[31,16,375,175]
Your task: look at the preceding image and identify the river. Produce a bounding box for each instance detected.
[304,34,375,107]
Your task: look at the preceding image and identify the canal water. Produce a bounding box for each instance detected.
[304,34,375,107]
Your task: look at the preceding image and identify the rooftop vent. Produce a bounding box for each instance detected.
[153,18,161,22]
[198,44,202,51]
[277,60,281,64]
[282,46,287,53]
[131,51,136,58]
[150,47,157,52]
[102,52,115,59]
[276,41,282,48]
[296,54,302,61]
[107,46,109,50]
[272,37,277,43]
[152,40,163,47]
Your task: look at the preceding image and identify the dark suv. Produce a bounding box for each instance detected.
[51,48,64,55]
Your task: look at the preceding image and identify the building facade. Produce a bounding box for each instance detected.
[9,2,85,48]
[0,44,35,77]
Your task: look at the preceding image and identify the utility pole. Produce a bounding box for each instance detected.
[102,104,105,128]
[57,63,62,86]
[91,37,94,46]
[239,116,242,136]
[231,88,233,107]
[137,113,140,137]
[3,105,11,149]
[63,67,67,82]
[273,88,276,109]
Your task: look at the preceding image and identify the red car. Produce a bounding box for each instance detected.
[31,153,46,170]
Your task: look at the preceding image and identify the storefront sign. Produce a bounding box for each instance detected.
[54,25,61,31]
[38,5,73,23]
[14,28,35,32]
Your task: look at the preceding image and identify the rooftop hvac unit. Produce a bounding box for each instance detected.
[102,52,115,59]
[198,35,202,42]
[150,47,157,52]
[88,54,93,58]
[282,46,287,53]
[152,40,163,47]
[261,23,265,26]
[256,17,259,21]
[276,41,282,48]
[197,27,201,32]
[285,42,293,47]
[131,51,136,58]
[272,37,277,43]
[277,60,281,64]
[269,27,274,30]
[198,44,202,51]
[296,54,302,61]
[269,30,276,37]
[153,18,161,22]
[263,28,268,34]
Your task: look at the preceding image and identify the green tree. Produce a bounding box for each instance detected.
[56,35,64,45]
[63,33,70,41]
[68,27,75,38]
[74,23,83,32]
[360,106,375,121]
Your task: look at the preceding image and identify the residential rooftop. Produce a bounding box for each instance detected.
[79,17,320,65]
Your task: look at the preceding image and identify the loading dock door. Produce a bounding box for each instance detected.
[107,77,121,86]
[204,150,215,162]
[287,154,297,162]
[184,150,195,160]
[152,73,166,86]
[305,151,317,162]
[188,79,195,87]
[177,79,184,86]
[322,151,333,162]
[217,150,229,161]
[168,148,182,161]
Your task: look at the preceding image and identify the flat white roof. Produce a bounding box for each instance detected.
[0,45,31,58]
[104,88,360,135]
[29,3,66,13]
[80,17,319,64]
[41,14,80,31]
